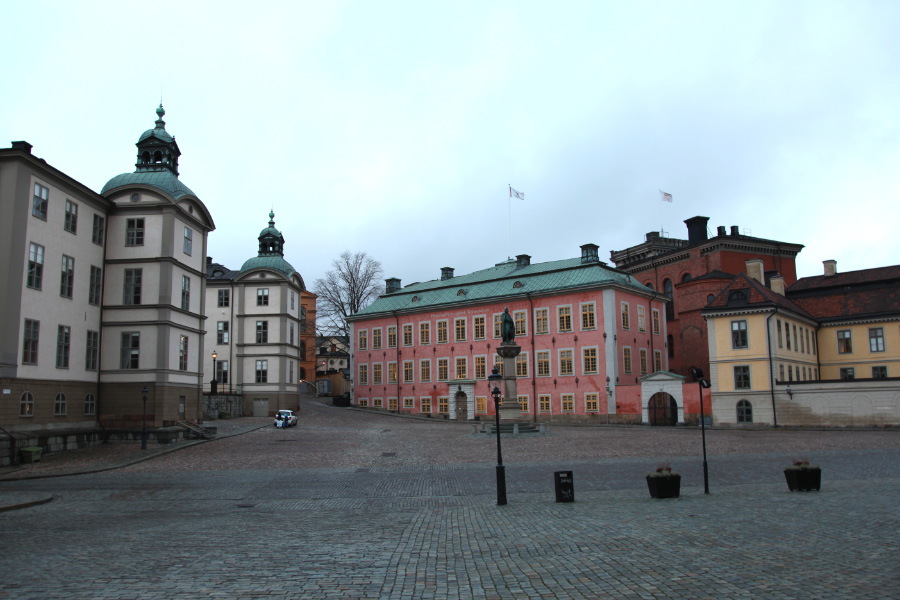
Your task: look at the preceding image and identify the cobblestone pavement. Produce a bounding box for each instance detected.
[1,396,898,599]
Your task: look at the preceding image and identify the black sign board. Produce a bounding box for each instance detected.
[554,470,574,503]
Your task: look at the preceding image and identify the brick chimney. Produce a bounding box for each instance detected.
[823,260,837,277]
[745,259,764,283]
[684,216,709,244]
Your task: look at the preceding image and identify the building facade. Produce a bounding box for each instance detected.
[348,246,671,423]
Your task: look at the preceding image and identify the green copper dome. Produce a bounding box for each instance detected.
[239,255,297,278]
[240,211,295,278]
[101,170,196,199]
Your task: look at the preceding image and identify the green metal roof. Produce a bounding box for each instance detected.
[101,170,196,199]
[352,257,653,319]
[239,255,296,278]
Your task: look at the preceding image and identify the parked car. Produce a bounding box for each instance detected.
[274,410,297,427]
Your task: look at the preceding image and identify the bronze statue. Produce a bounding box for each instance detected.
[501,308,515,343]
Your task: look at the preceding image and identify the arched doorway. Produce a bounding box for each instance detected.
[455,390,468,420]
[648,392,677,426]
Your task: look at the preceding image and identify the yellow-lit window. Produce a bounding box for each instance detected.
[561,394,574,412]
[516,353,528,377]
[455,357,467,379]
[539,394,551,413]
[437,321,448,343]
[455,318,466,342]
[438,359,449,381]
[559,350,573,375]
[476,397,487,413]
[388,362,397,384]
[558,306,572,332]
[638,306,646,332]
[475,356,486,379]
[581,303,596,330]
[419,322,430,345]
[583,347,597,374]
[438,397,449,414]
[535,308,549,334]
[474,316,486,340]
[585,393,599,412]
[493,314,502,338]
[403,360,413,383]
[514,311,527,336]
[373,363,383,385]
[373,397,383,408]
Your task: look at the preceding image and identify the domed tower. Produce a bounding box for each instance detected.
[240,211,297,278]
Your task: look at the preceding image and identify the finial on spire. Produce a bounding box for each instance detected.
[155,104,166,129]
[268,210,275,226]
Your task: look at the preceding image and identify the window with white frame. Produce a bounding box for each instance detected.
[559,349,573,375]
[732,320,748,349]
[388,362,398,384]
[869,327,885,352]
[582,347,598,374]
[255,359,268,383]
[514,310,527,336]
[637,305,646,332]
[734,365,751,389]
[373,363,383,385]
[125,218,144,246]
[585,393,599,412]
[561,394,574,412]
[652,309,660,334]
[518,395,529,412]
[358,364,368,385]
[124,268,142,305]
[623,347,632,374]
[372,328,382,349]
[183,227,193,255]
[33,183,48,220]
[539,394,551,413]
[256,321,268,343]
[455,357,467,379]
[475,355,486,379]
[581,303,596,330]
[620,302,630,329]
[535,308,549,334]
[493,314,502,338]
[64,199,78,233]
[420,359,431,382]
[438,358,449,381]
[639,348,648,375]
[257,288,269,306]
[419,322,430,345]
[437,320,448,343]
[27,242,44,289]
[558,306,572,332]
[537,351,550,376]
[22,319,39,365]
[120,332,140,369]
[516,353,528,377]
[474,316,485,340]
[387,326,397,348]
[403,360,414,383]
[403,324,413,346]
[837,330,852,354]
[454,318,466,342]
[358,329,367,350]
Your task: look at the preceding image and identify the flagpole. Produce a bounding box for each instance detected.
[507,184,511,259]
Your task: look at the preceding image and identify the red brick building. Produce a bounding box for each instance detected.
[610,216,803,379]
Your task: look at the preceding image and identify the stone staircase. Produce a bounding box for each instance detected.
[177,420,217,440]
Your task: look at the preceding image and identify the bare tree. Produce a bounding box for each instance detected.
[314,251,384,337]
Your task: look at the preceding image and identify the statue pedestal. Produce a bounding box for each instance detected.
[497,342,523,421]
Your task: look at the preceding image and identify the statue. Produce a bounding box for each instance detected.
[500,308,515,343]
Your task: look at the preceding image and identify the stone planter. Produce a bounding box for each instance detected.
[20,446,43,463]
[646,473,681,498]
[784,464,821,491]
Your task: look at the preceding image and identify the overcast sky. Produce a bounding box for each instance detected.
[4,1,898,294]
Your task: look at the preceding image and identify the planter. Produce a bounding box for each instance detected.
[646,474,681,498]
[20,446,43,463]
[784,466,821,491]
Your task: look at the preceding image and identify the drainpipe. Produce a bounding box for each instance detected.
[528,294,537,423]
[766,310,779,427]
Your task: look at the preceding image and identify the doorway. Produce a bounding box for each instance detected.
[648,392,677,426]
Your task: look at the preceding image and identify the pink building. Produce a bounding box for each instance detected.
[347,245,670,423]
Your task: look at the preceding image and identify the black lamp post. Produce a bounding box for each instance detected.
[141,386,149,450]
[211,351,218,395]
[690,367,711,494]
[488,367,507,505]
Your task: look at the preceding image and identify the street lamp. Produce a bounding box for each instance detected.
[488,367,507,505]
[690,367,711,494]
[141,386,149,450]
[211,351,218,395]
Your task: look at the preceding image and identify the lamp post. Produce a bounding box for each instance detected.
[488,367,507,506]
[690,368,711,494]
[211,351,218,395]
[141,386,149,450]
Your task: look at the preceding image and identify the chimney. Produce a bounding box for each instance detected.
[770,275,785,296]
[645,231,660,241]
[580,243,599,264]
[716,226,726,236]
[11,141,33,154]
[823,260,837,277]
[516,254,531,267]
[684,216,710,244]
[206,256,213,267]
[745,259,764,283]
[441,267,454,281]
[730,225,740,236]
[385,278,401,294]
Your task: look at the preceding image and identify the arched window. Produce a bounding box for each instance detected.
[141,151,150,164]
[667,334,674,358]
[645,282,654,290]
[682,273,692,282]
[153,150,162,163]
[20,391,34,416]
[84,393,96,415]
[707,294,715,305]
[663,279,674,321]
[737,400,753,423]
[54,392,67,415]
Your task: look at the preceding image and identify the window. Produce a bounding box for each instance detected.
[558,306,572,332]
[623,347,632,373]
[289,323,294,345]
[255,359,268,383]
[125,218,144,246]
[84,393,96,415]
[731,320,748,349]
[373,398,383,408]
[27,243,44,289]
[438,397,449,414]
[620,302,630,329]
[806,330,812,354]
[120,332,140,369]
[476,397,487,413]
[218,289,230,307]
[799,327,805,353]
[561,394,574,412]
[420,359,431,382]
[179,335,189,371]
[60,255,74,298]
[514,311,527,336]
[639,349,648,375]
[183,227,193,255]
[181,276,190,310]
[581,303,596,330]
[585,393,599,412]
[56,325,70,368]
[54,392,67,415]
[373,363,383,384]
[20,391,34,416]
[455,357,467,379]
[22,319,39,365]
[64,199,78,233]
[420,322,430,345]
[652,309,660,335]
[454,318,466,342]
[437,320,448,343]
[516,353,528,377]
[85,330,99,371]
[539,394,551,413]
[33,183,48,219]
[493,314,502,338]
[474,316,485,340]
[518,396,529,413]
[216,360,229,384]
[403,324,413,346]
[837,330,852,354]
[559,349,573,375]
[737,400,753,423]
[92,214,105,245]
[654,350,662,372]
[839,367,855,381]
[387,326,397,348]
[583,347,598,374]
[475,356,486,379]
[357,329,367,350]
[124,268,142,305]
[358,364,368,385]
[438,358,449,381]
[256,321,268,343]
[88,266,102,305]
[493,354,503,376]
[535,308,549,334]
[667,334,674,358]
[537,351,550,377]
[388,362,398,384]
[403,397,415,409]
[404,360,414,383]
[811,334,817,355]
[872,366,888,379]
[785,322,791,350]
[777,319,783,348]
[257,288,269,306]
[290,291,295,310]
[637,306,646,332]
[793,325,798,352]
[734,366,751,390]
[289,361,294,383]
[663,279,674,320]
[421,397,432,414]
[779,364,785,381]
[788,365,794,381]
[869,328,885,352]
[372,328,382,349]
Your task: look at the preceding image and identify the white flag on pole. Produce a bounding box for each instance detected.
[659,190,673,203]
[510,186,525,200]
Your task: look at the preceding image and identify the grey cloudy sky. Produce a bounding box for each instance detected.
[4,1,898,293]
